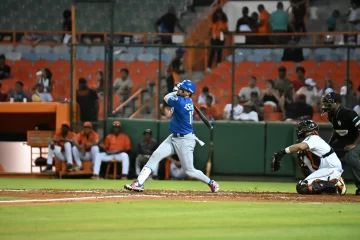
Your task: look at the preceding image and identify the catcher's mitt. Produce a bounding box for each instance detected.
[270,150,286,172]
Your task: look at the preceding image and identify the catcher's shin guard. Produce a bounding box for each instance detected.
[296,180,337,194]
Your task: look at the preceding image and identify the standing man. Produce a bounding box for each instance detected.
[76,78,99,122]
[92,121,131,180]
[155,6,185,44]
[125,80,220,192]
[270,1,290,44]
[321,92,360,195]
[72,122,100,171]
[257,4,270,44]
[45,121,77,172]
[135,129,158,177]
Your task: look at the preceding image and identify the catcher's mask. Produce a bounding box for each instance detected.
[321,92,341,116]
[296,120,319,142]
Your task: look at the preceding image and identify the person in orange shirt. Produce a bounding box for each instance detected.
[206,8,229,73]
[257,4,270,44]
[205,95,219,120]
[92,121,131,179]
[45,121,77,172]
[71,122,100,171]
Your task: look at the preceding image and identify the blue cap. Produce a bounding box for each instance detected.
[180,79,196,94]
[176,48,186,53]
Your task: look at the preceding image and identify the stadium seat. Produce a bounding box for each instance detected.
[300,60,318,72]
[267,112,283,121]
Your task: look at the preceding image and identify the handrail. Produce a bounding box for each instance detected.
[129,95,157,119]
[112,88,143,114]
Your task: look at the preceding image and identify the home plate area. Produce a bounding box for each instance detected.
[0,189,359,205]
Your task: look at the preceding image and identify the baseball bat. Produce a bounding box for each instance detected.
[194,106,214,130]
[206,128,214,177]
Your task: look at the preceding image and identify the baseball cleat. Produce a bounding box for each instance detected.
[124,180,144,192]
[208,180,220,193]
[336,177,347,195]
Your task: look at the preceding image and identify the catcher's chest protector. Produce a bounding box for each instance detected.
[305,150,321,170]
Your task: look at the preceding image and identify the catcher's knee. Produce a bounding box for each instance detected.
[296,180,337,195]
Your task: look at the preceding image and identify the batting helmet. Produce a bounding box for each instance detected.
[180,80,196,94]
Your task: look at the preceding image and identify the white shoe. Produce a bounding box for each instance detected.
[124,180,144,192]
[336,177,347,195]
[208,180,220,193]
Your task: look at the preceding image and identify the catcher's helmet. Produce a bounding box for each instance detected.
[321,92,341,115]
[296,120,319,140]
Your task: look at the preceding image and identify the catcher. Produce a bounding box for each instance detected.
[271,120,347,195]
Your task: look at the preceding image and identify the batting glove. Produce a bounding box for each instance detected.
[173,82,181,92]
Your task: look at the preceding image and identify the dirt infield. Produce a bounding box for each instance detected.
[0,189,359,205]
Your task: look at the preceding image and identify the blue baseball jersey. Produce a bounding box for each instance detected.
[167,95,194,135]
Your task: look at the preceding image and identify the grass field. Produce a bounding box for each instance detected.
[0,178,359,240]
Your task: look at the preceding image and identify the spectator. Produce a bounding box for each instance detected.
[76,78,99,122]
[291,0,308,33]
[31,83,53,102]
[0,82,8,102]
[261,79,280,106]
[318,79,334,97]
[340,81,358,109]
[155,6,185,44]
[96,70,104,94]
[284,93,313,121]
[236,7,253,33]
[292,66,306,91]
[281,37,304,62]
[9,81,29,102]
[296,78,318,107]
[348,0,360,31]
[270,2,290,44]
[166,48,185,93]
[274,66,292,95]
[169,155,186,180]
[204,95,219,120]
[249,91,264,120]
[194,105,208,121]
[257,4,270,44]
[327,10,340,31]
[206,8,229,73]
[234,102,259,122]
[113,68,133,103]
[223,95,244,120]
[72,122,100,171]
[197,86,215,105]
[135,129,158,178]
[62,9,72,43]
[238,76,261,102]
[92,121,131,180]
[35,68,52,92]
[0,54,10,80]
[249,12,260,44]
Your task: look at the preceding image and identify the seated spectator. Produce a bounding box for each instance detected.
[284,94,313,121]
[249,91,264,120]
[72,122,100,171]
[32,83,53,102]
[96,70,104,94]
[234,102,259,122]
[0,54,10,80]
[292,66,306,91]
[0,82,8,102]
[113,68,133,103]
[9,81,29,102]
[327,10,340,31]
[296,78,318,107]
[274,66,292,95]
[238,76,261,102]
[318,79,334,97]
[261,79,280,106]
[205,95,219,120]
[223,95,244,120]
[197,86,215,105]
[92,121,131,180]
[135,129,158,178]
[194,105,211,121]
[169,155,186,180]
[236,6,253,33]
[270,1,290,44]
[45,121,77,172]
[35,68,52,92]
[76,78,99,122]
[281,37,304,62]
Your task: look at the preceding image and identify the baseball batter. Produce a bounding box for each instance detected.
[124,79,220,192]
[271,120,347,194]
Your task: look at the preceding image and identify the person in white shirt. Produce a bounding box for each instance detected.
[238,76,261,102]
[32,83,53,102]
[271,120,346,195]
[113,68,133,103]
[296,78,318,106]
[197,86,215,105]
[35,68,52,93]
[234,102,259,122]
[223,95,243,120]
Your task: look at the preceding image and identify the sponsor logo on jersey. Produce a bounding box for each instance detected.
[335,129,348,136]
